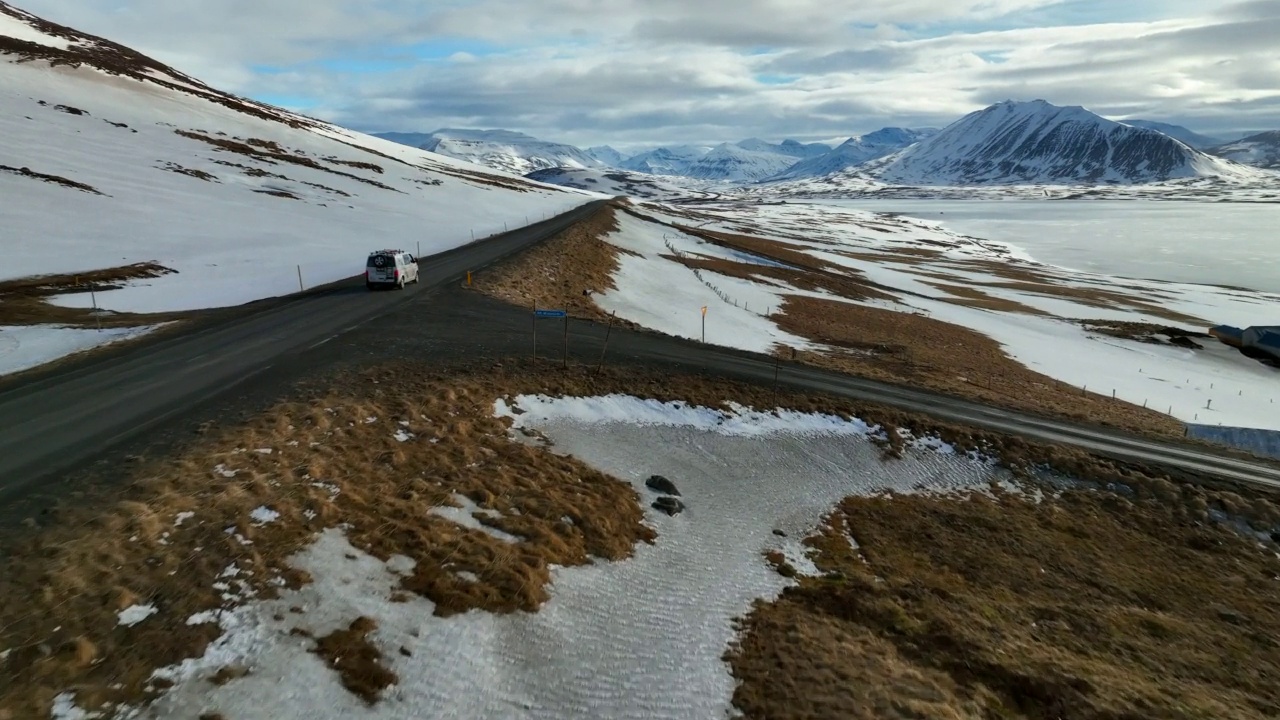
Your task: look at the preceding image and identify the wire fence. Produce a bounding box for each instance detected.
[663,233,772,318]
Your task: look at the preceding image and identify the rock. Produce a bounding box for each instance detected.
[651,496,685,516]
[772,529,788,537]
[645,475,681,496]
[1270,531,1280,544]
[1168,335,1202,350]
[1214,606,1248,625]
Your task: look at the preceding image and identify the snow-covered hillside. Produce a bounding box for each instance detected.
[618,145,712,175]
[0,2,589,314]
[1120,120,1222,150]
[1210,131,1280,169]
[765,128,935,181]
[374,129,605,176]
[876,100,1259,185]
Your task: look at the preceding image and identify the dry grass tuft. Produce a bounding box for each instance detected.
[311,617,397,704]
[727,486,1280,719]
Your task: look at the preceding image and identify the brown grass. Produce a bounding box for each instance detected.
[476,201,640,325]
[0,362,655,717]
[470,207,1198,439]
[4,359,1274,717]
[673,223,838,274]
[726,485,1280,719]
[253,189,299,199]
[174,130,402,193]
[159,162,217,182]
[311,617,398,704]
[942,259,1206,325]
[0,263,187,329]
[673,255,897,304]
[0,163,103,195]
[426,164,535,193]
[924,282,1049,315]
[1079,319,1212,343]
[774,295,1186,438]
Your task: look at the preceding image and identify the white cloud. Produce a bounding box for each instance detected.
[11,0,1280,143]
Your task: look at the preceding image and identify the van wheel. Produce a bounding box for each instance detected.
[398,278,405,290]
[366,282,375,291]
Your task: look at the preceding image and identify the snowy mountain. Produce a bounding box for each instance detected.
[618,145,712,175]
[372,128,604,175]
[765,127,936,181]
[734,138,830,159]
[1208,131,1280,169]
[586,145,627,167]
[682,143,808,182]
[524,168,716,201]
[1120,120,1223,150]
[875,100,1255,185]
[0,1,587,313]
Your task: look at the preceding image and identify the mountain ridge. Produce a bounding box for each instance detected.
[874,100,1255,185]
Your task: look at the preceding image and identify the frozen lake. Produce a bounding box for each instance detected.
[820,199,1280,294]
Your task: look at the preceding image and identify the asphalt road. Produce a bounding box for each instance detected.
[0,200,607,501]
[3,197,1279,511]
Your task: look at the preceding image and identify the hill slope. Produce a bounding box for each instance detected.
[0,1,588,313]
[1120,120,1222,149]
[1209,131,1280,169]
[877,100,1254,185]
[374,128,605,175]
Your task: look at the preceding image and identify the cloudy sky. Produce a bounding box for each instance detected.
[18,0,1280,148]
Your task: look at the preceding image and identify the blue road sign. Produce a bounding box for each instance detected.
[534,309,567,319]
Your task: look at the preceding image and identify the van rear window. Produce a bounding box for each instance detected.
[367,255,395,268]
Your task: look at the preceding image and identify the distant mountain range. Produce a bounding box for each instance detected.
[1208,131,1280,169]
[376,103,1276,187]
[371,129,604,175]
[765,128,938,181]
[1118,120,1224,150]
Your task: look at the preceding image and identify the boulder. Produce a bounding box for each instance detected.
[651,496,685,516]
[645,475,681,496]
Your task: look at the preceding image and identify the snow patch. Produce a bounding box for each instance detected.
[117,604,158,627]
[429,494,521,543]
[249,506,280,526]
[0,325,160,377]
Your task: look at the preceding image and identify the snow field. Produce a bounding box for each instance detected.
[594,212,815,354]
[0,324,162,376]
[0,59,590,313]
[609,200,1280,430]
[107,395,999,720]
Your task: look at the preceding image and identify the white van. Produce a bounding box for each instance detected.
[365,249,419,290]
